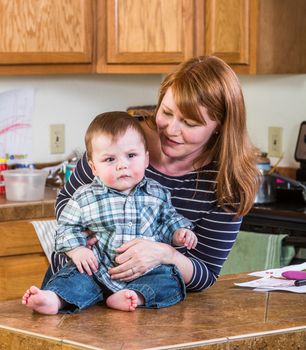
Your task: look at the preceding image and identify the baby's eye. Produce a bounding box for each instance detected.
[128,153,137,158]
[105,157,114,162]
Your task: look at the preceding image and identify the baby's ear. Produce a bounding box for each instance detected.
[88,160,97,176]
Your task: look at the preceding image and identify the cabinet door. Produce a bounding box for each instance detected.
[0,0,93,65]
[103,0,194,67]
[204,0,250,65]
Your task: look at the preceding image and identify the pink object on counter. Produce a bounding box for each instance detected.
[282,270,306,280]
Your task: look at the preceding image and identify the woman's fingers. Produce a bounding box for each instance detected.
[115,238,140,253]
[109,264,141,281]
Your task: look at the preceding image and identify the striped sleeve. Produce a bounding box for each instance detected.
[55,152,94,220]
[176,210,241,292]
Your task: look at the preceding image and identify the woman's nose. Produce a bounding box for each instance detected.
[167,118,181,135]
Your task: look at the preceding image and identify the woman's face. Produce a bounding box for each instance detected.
[155,88,218,162]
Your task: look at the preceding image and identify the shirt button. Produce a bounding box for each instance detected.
[128,222,133,227]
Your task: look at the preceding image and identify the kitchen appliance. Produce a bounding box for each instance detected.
[243,123,306,255]
[242,176,306,258]
[295,121,306,181]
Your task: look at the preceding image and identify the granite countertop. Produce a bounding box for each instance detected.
[1,273,306,349]
[0,187,57,221]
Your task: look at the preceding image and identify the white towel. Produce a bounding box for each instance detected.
[31,220,57,263]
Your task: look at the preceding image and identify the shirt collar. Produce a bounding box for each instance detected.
[92,175,151,196]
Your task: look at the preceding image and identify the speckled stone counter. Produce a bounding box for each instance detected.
[0,187,57,221]
[1,273,306,349]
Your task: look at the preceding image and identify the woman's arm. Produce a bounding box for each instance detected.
[108,239,194,284]
[109,210,242,291]
[55,152,94,219]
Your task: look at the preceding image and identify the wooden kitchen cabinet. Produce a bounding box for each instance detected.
[200,0,306,74]
[0,0,95,75]
[0,220,49,300]
[199,0,251,68]
[1,0,306,75]
[96,0,195,73]
[97,0,306,74]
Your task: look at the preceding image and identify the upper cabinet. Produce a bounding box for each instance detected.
[0,0,95,74]
[201,0,306,74]
[255,0,306,74]
[1,0,306,75]
[201,0,250,67]
[96,0,195,73]
[98,0,306,74]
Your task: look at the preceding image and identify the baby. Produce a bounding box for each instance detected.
[22,112,197,313]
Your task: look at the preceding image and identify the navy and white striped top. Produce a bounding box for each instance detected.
[55,152,242,292]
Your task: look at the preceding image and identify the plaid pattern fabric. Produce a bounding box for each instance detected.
[55,176,191,292]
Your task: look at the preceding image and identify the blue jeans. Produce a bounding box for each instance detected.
[44,262,186,313]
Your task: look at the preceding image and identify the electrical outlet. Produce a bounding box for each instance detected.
[268,127,283,157]
[50,124,65,154]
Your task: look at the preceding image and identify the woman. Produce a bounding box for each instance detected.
[52,55,259,292]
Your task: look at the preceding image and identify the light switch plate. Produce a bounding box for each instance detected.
[50,124,65,154]
[268,127,283,157]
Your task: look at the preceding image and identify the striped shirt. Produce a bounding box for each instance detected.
[55,175,191,292]
[55,152,242,291]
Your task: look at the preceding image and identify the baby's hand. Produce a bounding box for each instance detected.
[66,246,98,275]
[172,228,198,250]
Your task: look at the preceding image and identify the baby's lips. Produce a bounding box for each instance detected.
[282,270,306,280]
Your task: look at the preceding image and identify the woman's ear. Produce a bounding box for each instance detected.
[145,151,150,168]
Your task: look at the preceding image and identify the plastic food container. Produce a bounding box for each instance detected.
[2,169,48,201]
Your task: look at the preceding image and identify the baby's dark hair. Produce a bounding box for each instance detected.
[85,111,148,161]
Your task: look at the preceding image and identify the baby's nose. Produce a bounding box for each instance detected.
[116,160,128,170]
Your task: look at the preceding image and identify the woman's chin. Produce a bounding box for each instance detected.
[161,145,183,159]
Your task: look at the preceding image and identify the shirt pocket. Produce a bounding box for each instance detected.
[139,205,162,238]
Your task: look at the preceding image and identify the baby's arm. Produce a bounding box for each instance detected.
[66,246,98,275]
[172,228,198,250]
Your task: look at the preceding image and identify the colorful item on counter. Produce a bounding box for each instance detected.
[0,158,8,194]
[282,270,306,280]
[65,162,77,183]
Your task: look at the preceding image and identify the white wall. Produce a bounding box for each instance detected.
[0,73,305,167]
[0,74,162,164]
[240,74,306,167]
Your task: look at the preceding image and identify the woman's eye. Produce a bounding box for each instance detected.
[163,110,172,116]
[183,120,199,127]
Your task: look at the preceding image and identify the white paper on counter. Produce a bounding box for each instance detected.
[235,277,306,293]
[0,88,35,163]
[248,262,306,278]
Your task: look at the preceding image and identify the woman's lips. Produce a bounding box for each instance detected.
[164,135,182,146]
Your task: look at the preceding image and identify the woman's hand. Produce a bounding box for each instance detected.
[108,239,174,282]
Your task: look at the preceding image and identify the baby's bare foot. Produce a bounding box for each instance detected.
[106,289,140,311]
[21,286,61,315]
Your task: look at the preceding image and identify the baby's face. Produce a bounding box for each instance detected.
[89,128,149,193]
